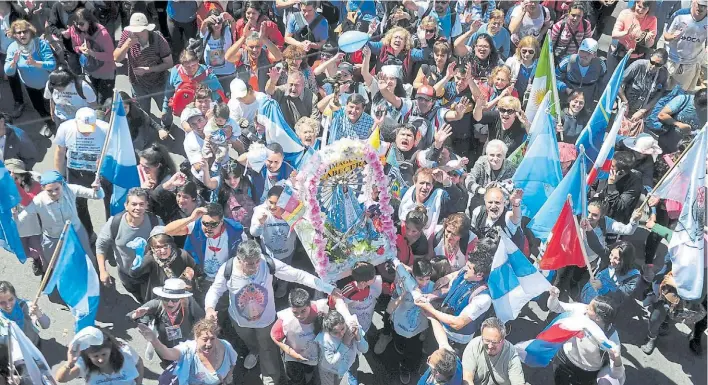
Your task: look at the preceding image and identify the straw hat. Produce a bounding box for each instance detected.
[152,278,193,299]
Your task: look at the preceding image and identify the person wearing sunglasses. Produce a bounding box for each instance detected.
[462,317,526,385]
[164,202,244,299]
[4,19,55,137]
[414,16,440,49]
[418,347,464,385]
[131,278,205,365]
[505,36,538,102]
[663,0,708,92]
[618,48,669,128]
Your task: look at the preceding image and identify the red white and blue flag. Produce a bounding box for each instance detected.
[586,103,626,186]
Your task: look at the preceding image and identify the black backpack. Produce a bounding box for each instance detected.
[104,211,161,263]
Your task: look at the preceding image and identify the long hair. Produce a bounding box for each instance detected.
[81,330,125,377]
[74,7,100,36]
[610,241,636,276]
[382,27,412,53]
[137,144,177,182]
[472,33,500,66]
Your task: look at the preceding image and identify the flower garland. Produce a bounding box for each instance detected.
[303,141,397,276]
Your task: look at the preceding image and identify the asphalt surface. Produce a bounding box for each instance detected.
[0,3,706,385]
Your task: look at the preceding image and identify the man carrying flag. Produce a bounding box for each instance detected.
[99,94,140,216]
[516,286,620,384]
[41,223,100,332]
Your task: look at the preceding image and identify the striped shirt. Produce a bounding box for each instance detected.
[118,30,171,88]
[550,17,593,59]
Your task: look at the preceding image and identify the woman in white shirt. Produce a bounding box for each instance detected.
[55,327,144,385]
[315,310,368,385]
[547,287,621,385]
[139,318,238,385]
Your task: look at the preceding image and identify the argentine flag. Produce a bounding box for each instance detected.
[488,234,551,322]
[100,93,140,215]
[260,98,313,170]
[43,225,100,331]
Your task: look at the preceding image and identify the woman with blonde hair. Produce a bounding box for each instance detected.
[473,95,529,154]
[368,26,426,83]
[414,16,440,49]
[483,65,519,110]
[505,36,539,103]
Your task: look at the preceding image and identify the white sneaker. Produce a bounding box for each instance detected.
[244,353,259,370]
[374,333,393,354]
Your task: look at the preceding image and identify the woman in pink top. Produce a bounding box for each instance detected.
[232,1,285,50]
[69,8,116,104]
[606,0,657,78]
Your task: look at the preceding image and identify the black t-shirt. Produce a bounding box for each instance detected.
[476,110,526,154]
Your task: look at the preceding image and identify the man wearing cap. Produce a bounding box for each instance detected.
[96,188,163,303]
[182,107,220,196]
[114,13,174,124]
[228,78,268,123]
[0,112,38,170]
[556,38,607,104]
[664,0,708,91]
[53,107,111,241]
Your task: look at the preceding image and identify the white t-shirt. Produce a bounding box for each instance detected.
[667,13,708,65]
[201,27,235,76]
[54,119,109,172]
[183,131,222,184]
[188,221,230,280]
[228,92,268,122]
[176,339,238,385]
[43,80,97,120]
[342,276,383,333]
[392,281,434,338]
[510,5,550,42]
[250,204,297,261]
[76,345,140,385]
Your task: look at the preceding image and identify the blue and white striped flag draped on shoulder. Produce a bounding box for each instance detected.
[260,98,313,170]
[512,93,563,218]
[575,53,631,164]
[652,125,707,300]
[100,93,140,215]
[0,159,26,262]
[488,233,551,322]
[43,225,100,331]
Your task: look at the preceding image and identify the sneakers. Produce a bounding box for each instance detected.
[274,280,288,298]
[243,353,258,370]
[399,364,411,385]
[373,333,393,354]
[689,338,703,356]
[39,123,53,138]
[31,259,43,276]
[641,336,657,355]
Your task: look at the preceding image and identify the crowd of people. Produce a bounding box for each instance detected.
[0,1,706,385]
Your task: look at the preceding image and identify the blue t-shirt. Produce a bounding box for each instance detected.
[469,24,511,59]
[167,0,198,23]
[286,12,329,43]
[665,95,706,131]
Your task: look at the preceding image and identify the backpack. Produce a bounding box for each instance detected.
[48,74,93,100]
[104,211,161,263]
[168,69,222,116]
[222,253,276,281]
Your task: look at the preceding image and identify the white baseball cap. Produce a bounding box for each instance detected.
[579,38,599,54]
[125,13,155,33]
[70,326,104,352]
[75,107,97,133]
[230,78,248,98]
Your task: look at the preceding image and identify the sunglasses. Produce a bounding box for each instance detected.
[499,108,517,115]
[424,29,436,33]
[649,60,664,67]
[202,220,222,229]
[165,298,180,304]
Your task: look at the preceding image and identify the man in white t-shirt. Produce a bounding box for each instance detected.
[228,78,268,122]
[181,107,220,195]
[44,71,97,127]
[53,107,110,239]
[664,0,708,90]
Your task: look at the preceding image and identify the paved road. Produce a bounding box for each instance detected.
[1,3,705,384]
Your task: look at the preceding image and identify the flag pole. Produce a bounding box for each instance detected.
[579,145,587,222]
[636,138,697,214]
[548,37,563,142]
[569,194,594,280]
[95,89,119,182]
[33,221,71,303]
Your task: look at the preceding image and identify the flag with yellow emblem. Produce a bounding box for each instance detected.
[524,35,558,123]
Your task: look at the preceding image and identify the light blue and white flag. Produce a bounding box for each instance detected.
[43,225,100,331]
[100,93,140,215]
[512,101,563,218]
[652,125,707,300]
[488,234,551,322]
[260,98,313,169]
